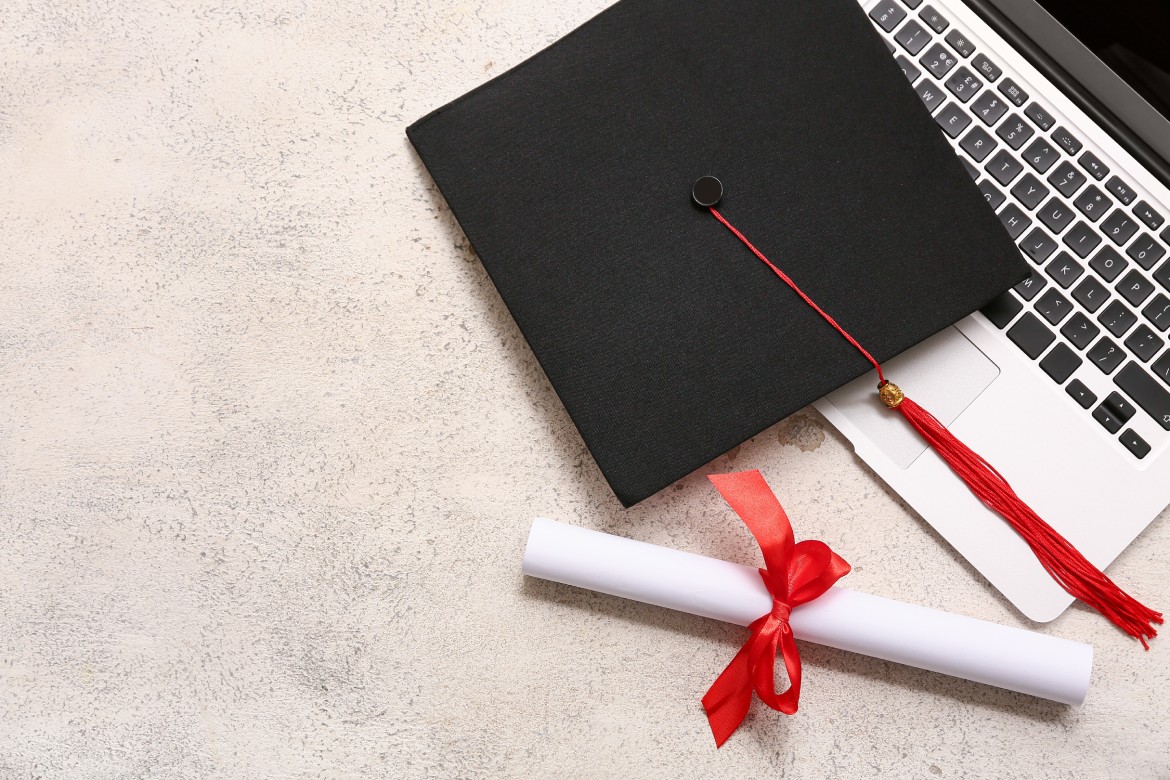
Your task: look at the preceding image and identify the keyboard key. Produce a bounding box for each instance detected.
[1092,401,1127,434]
[1050,127,1082,156]
[978,179,1005,209]
[1116,361,1170,429]
[1090,246,1128,282]
[1155,259,1170,291]
[997,202,1031,240]
[1105,176,1137,206]
[1061,312,1100,350]
[885,37,896,54]
[1044,253,1083,289]
[1135,236,1170,273]
[1155,350,1170,387]
[961,158,980,181]
[1125,325,1163,362]
[1144,293,1170,332]
[1040,343,1082,383]
[1126,234,1166,270]
[1046,161,1086,198]
[999,79,1029,107]
[971,90,1008,126]
[1014,270,1046,301]
[944,29,974,57]
[915,79,945,112]
[1105,391,1137,423]
[1035,287,1073,323]
[869,2,906,31]
[980,292,1022,328]
[919,5,949,33]
[1102,209,1139,246]
[1021,228,1058,263]
[1073,185,1111,223]
[1072,274,1108,312]
[1066,378,1097,408]
[1098,299,1138,336]
[934,102,971,138]
[996,114,1035,150]
[1133,201,1165,231]
[896,55,922,83]
[1118,270,1155,306]
[971,53,1001,82]
[895,20,932,55]
[1062,221,1101,258]
[1023,138,1060,174]
[1024,101,1053,130]
[1011,174,1049,211]
[945,66,982,103]
[1078,151,1109,181]
[961,126,997,162]
[1088,336,1125,374]
[901,0,924,8]
[1163,226,1170,246]
[1120,429,1151,459]
[1037,197,1074,234]
[1008,311,1055,357]
[984,150,1020,184]
[921,43,957,79]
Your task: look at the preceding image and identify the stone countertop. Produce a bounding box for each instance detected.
[1,1,1167,777]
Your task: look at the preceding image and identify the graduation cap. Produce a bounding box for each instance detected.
[407,0,1159,641]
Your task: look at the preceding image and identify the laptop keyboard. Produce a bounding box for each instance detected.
[867,0,1170,460]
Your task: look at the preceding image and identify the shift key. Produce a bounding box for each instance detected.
[1115,362,1170,430]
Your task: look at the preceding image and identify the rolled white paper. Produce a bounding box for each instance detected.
[523,517,1092,705]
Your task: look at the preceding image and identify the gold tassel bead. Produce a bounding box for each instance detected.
[878,381,904,409]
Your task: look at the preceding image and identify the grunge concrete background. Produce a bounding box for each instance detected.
[1,2,1168,777]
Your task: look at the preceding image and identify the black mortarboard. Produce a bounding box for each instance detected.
[407,0,1027,506]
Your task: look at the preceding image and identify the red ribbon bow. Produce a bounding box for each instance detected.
[702,471,851,747]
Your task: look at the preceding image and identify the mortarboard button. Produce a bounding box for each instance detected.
[692,176,723,207]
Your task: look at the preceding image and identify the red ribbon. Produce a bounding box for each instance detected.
[702,471,850,748]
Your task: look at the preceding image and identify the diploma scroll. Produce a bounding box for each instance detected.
[523,517,1092,706]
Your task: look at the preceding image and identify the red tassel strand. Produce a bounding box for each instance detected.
[891,393,1161,647]
[708,205,1163,645]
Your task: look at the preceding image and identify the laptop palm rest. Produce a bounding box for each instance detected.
[822,326,1000,469]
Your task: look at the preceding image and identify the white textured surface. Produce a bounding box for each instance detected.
[0,2,1167,778]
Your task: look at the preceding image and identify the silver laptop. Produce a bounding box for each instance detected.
[816,0,1170,622]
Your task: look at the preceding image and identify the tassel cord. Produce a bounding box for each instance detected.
[709,207,886,385]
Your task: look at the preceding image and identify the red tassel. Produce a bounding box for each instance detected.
[706,202,1163,645]
[883,383,1162,648]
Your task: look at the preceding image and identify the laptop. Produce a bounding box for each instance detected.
[816,0,1170,622]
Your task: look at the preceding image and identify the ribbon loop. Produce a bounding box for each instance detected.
[702,471,850,747]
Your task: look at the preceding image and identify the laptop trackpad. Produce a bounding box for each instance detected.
[823,326,1000,469]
